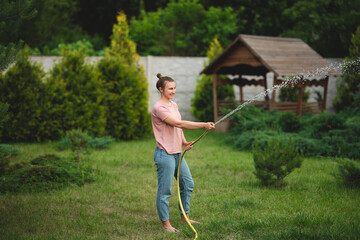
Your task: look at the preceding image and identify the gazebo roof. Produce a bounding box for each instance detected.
[201,34,341,77]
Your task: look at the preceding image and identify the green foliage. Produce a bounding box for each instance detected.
[333,26,360,112]
[332,59,360,112]
[47,49,107,137]
[1,26,150,142]
[0,144,19,175]
[228,105,280,134]
[0,49,46,141]
[17,0,87,51]
[186,5,241,56]
[0,154,96,193]
[335,159,360,188]
[66,129,91,164]
[228,129,325,158]
[227,106,360,159]
[66,129,91,152]
[191,38,234,121]
[307,111,345,138]
[0,41,24,73]
[87,137,114,150]
[0,103,10,126]
[98,12,151,140]
[0,0,37,72]
[0,144,19,158]
[349,26,360,59]
[31,40,106,56]
[129,10,166,56]
[279,112,302,132]
[252,138,303,187]
[305,112,360,159]
[280,0,360,57]
[107,12,140,65]
[1,0,358,59]
[129,1,241,56]
[279,86,310,102]
[56,136,71,151]
[98,56,151,140]
[57,135,114,151]
[4,53,58,140]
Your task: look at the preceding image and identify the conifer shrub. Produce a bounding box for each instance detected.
[66,129,91,164]
[57,134,114,151]
[334,158,360,188]
[0,154,96,193]
[97,56,151,140]
[47,49,107,137]
[279,86,310,102]
[252,138,303,187]
[0,144,19,175]
[227,130,277,151]
[321,128,360,159]
[344,115,360,133]
[97,12,151,140]
[227,106,360,159]
[0,103,10,125]
[308,111,345,138]
[0,49,46,141]
[228,105,280,134]
[87,136,114,150]
[289,135,326,157]
[56,136,71,151]
[279,112,302,132]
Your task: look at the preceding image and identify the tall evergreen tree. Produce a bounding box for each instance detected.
[0,48,46,142]
[98,12,151,140]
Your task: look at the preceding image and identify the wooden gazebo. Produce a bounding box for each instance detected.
[200,34,340,131]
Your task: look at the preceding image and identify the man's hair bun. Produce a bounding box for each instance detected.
[157,73,163,79]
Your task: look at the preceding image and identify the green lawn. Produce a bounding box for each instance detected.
[1,129,359,239]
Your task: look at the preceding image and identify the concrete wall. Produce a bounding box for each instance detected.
[30,56,343,121]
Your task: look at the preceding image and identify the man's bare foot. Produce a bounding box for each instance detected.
[181,214,201,224]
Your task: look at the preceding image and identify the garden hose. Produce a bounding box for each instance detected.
[176,114,235,239]
[177,130,209,240]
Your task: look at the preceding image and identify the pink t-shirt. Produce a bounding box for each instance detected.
[151,100,185,154]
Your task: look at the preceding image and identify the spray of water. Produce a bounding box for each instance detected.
[214,59,350,126]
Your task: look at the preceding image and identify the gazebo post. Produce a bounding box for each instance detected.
[297,86,304,115]
[263,74,269,109]
[213,73,218,123]
[263,74,269,101]
[270,75,276,111]
[322,76,329,111]
[239,85,244,103]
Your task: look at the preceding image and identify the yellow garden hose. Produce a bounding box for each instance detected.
[177,130,209,240]
[176,113,234,239]
[176,101,248,239]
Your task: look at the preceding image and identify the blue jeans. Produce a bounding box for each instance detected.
[154,147,194,221]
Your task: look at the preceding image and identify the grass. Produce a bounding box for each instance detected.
[1,129,360,239]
